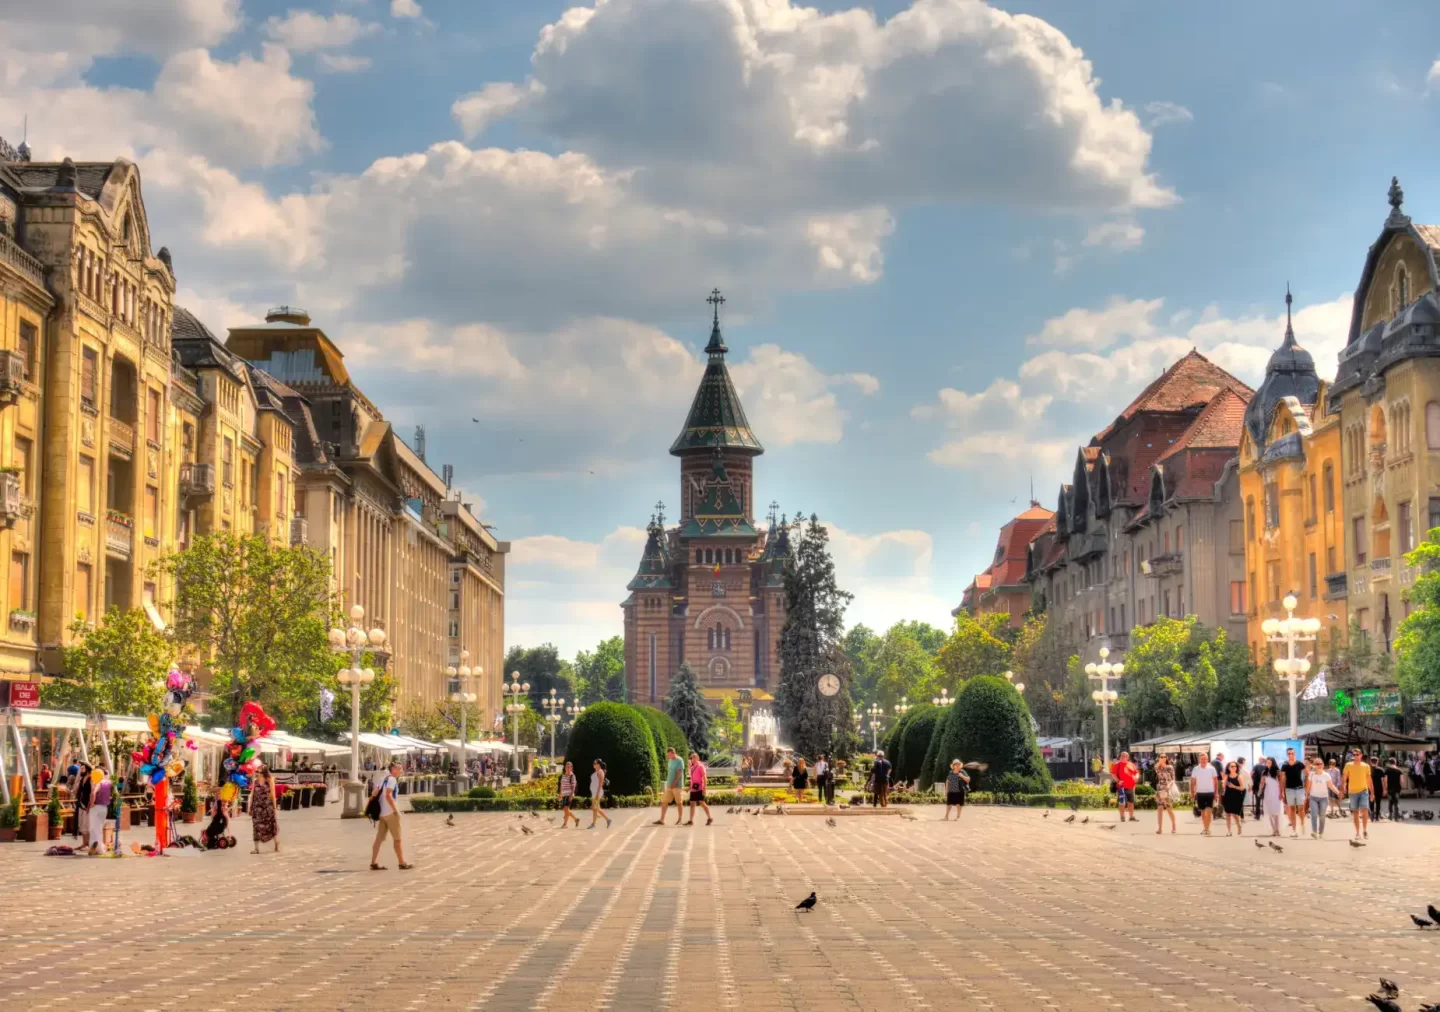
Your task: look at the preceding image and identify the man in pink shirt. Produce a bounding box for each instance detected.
[685,752,712,826]
[1110,751,1139,823]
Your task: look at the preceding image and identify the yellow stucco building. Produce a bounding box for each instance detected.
[1239,292,1346,661]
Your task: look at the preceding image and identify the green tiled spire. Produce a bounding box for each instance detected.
[679,449,759,538]
[669,289,764,456]
[627,508,675,591]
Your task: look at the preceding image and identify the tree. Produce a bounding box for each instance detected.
[776,515,855,758]
[842,624,883,703]
[925,675,1051,792]
[890,620,947,656]
[564,702,661,796]
[663,662,712,756]
[1117,616,1257,737]
[1010,615,1071,735]
[43,609,175,716]
[159,531,336,728]
[1395,527,1440,698]
[573,636,626,704]
[893,702,941,785]
[396,697,484,744]
[710,695,744,756]
[870,623,939,709]
[504,644,575,710]
[636,705,689,760]
[934,611,1012,688]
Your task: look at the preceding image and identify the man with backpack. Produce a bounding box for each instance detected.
[871,750,892,808]
[369,760,414,870]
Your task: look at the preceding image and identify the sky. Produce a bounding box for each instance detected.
[5,0,1440,657]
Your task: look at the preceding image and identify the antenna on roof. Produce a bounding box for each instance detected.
[442,463,453,490]
[414,424,426,462]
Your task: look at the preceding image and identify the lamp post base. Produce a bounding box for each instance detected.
[340,780,367,819]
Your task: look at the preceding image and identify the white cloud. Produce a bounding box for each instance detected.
[1082,220,1145,251]
[1143,100,1193,128]
[1428,59,1440,91]
[317,53,371,74]
[1026,296,1163,350]
[731,345,879,447]
[452,82,540,138]
[390,0,422,18]
[0,1,241,66]
[263,11,377,52]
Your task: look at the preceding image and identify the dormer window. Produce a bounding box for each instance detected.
[1393,262,1411,315]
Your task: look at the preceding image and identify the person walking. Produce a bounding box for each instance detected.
[1385,758,1403,822]
[588,759,612,829]
[1261,757,1284,836]
[814,753,831,806]
[655,747,685,826]
[943,760,970,821]
[1189,752,1218,836]
[1279,747,1307,839]
[249,766,279,854]
[73,761,93,847]
[369,760,413,870]
[1251,757,1267,821]
[1326,758,1343,818]
[558,761,580,828]
[1369,755,1385,821]
[1342,748,1371,841]
[1110,751,1139,823]
[1305,755,1337,838]
[1221,762,1246,837]
[1153,754,1177,835]
[87,767,112,856]
[685,753,712,825]
[871,750,892,808]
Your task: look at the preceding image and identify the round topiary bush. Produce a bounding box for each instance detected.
[635,705,690,761]
[468,785,496,799]
[924,675,1052,793]
[894,703,940,785]
[564,702,662,797]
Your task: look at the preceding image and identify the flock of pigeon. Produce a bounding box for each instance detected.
[1366,975,1439,1011]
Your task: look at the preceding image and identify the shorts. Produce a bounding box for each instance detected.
[560,795,574,808]
[374,812,402,843]
[1284,787,1306,807]
[688,789,706,803]
[946,791,965,806]
[1348,790,1369,812]
[662,786,685,805]
[1194,792,1214,812]
[1115,787,1134,805]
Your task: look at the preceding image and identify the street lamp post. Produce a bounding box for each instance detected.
[329,604,386,817]
[931,688,952,707]
[893,695,911,719]
[1085,648,1123,781]
[1004,670,1025,694]
[504,672,530,776]
[542,688,565,761]
[866,703,884,752]
[448,649,478,779]
[1263,593,1321,739]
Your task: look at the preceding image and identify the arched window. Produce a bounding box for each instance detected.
[1246,497,1256,541]
[707,627,715,650]
[724,627,731,650]
[1428,402,1440,450]
[1396,263,1411,311]
[1323,461,1335,512]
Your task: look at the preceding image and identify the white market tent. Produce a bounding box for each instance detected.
[2,708,91,804]
[339,731,418,753]
[261,730,349,757]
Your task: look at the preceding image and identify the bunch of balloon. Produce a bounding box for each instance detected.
[131,667,196,854]
[218,701,277,810]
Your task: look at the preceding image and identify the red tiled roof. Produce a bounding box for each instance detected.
[988,506,1054,586]
[1157,388,1249,463]
[1095,350,1254,443]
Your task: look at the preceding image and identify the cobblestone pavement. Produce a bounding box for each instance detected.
[3,803,1440,1011]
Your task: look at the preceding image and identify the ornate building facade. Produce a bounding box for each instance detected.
[622,293,789,706]
[1238,292,1345,662]
[957,503,1053,628]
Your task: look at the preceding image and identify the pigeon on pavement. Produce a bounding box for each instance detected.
[1379,978,1400,998]
[1429,904,1440,925]
[1267,842,1284,853]
[1254,840,1264,850]
[1411,914,1433,929]
[1064,814,1076,824]
[1364,994,1401,1012]
[795,892,817,912]
[826,817,837,828]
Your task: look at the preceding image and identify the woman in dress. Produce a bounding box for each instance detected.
[943,760,970,821]
[588,759,612,829]
[792,758,809,803]
[1153,754,1177,835]
[249,766,279,854]
[1221,761,1246,837]
[1261,757,1284,837]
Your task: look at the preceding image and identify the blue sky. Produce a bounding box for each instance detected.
[5,0,1440,656]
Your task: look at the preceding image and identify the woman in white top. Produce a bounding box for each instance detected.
[1305,756,1338,839]
[588,759,612,830]
[1261,758,1284,837]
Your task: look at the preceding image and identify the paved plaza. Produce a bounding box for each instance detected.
[3,803,1440,1011]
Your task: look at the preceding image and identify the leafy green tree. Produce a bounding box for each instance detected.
[320,659,395,736]
[158,531,335,727]
[43,609,175,716]
[663,662,712,756]
[891,620,947,655]
[871,623,939,709]
[1118,616,1255,736]
[1010,615,1070,734]
[934,611,1012,688]
[573,636,626,704]
[565,702,661,796]
[843,624,882,703]
[1398,529,1440,697]
[636,705,690,761]
[504,644,576,710]
[710,695,744,755]
[925,675,1050,792]
[396,697,484,744]
[776,515,855,758]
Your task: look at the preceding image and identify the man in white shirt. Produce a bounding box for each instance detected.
[1189,751,1219,837]
[370,761,413,870]
[814,754,830,806]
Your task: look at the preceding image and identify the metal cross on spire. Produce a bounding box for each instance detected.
[1284,282,1294,342]
[707,287,725,325]
[654,500,666,527]
[767,500,780,527]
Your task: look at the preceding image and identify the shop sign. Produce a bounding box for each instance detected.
[4,681,40,708]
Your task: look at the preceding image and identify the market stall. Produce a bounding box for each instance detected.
[2,707,89,804]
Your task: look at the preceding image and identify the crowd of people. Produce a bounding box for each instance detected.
[1111,746,1419,842]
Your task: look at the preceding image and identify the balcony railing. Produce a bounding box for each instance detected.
[105,511,133,559]
[108,417,135,459]
[1371,557,1392,578]
[0,233,45,290]
[179,461,215,499]
[290,516,308,547]
[1142,552,1184,578]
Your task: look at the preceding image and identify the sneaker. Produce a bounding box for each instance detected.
[1310,831,1317,839]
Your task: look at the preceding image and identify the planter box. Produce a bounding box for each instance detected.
[116,805,130,830]
[0,827,15,843]
[20,811,47,843]
[312,785,327,806]
[181,811,199,824]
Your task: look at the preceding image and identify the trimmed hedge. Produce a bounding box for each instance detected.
[924,675,1052,793]
[412,794,656,813]
[467,786,496,799]
[895,703,940,785]
[881,708,912,759]
[636,706,690,762]
[564,701,662,797]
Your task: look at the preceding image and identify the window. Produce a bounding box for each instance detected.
[1353,516,1368,565]
[1309,553,1318,599]
[222,437,234,486]
[451,569,461,585]
[146,388,161,444]
[448,619,459,637]
[1119,603,1126,631]
[1163,590,1172,618]
[81,346,98,405]
[1246,497,1256,541]
[449,591,459,610]
[17,321,35,380]
[77,454,94,514]
[1307,474,1317,523]
[1355,608,1370,648]
[1429,403,1440,449]
[275,470,287,518]
[1323,462,1335,512]
[695,549,702,564]
[1108,606,1115,633]
[1229,519,1244,554]
[1327,545,1336,575]
[1263,479,1280,528]
[1163,531,1170,553]
[1266,560,1282,602]
[1230,581,1247,615]
[144,486,158,539]
[13,437,30,497]
[1175,526,1183,553]
[1431,496,1440,534]
[75,563,91,622]
[9,552,28,610]
[1399,501,1414,555]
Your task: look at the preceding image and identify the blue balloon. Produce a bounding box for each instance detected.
[231,728,247,743]
[149,768,165,785]
[233,773,250,788]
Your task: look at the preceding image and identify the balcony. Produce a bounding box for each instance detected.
[1141,552,1184,578]
[290,516,308,548]
[179,461,215,501]
[1371,557,1392,581]
[0,349,25,407]
[0,232,45,290]
[0,471,19,530]
[108,418,135,460]
[105,511,133,559]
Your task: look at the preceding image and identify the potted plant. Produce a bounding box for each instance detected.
[0,795,19,842]
[46,790,63,840]
[20,797,48,843]
[180,771,199,824]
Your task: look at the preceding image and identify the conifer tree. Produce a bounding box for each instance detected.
[663,662,712,756]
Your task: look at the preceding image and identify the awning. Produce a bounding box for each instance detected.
[1306,722,1433,748]
[441,738,491,754]
[98,714,152,734]
[262,731,349,756]
[386,734,443,750]
[8,707,87,730]
[184,728,235,747]
[1129,731,1196,754]
[142,599,167,633]
[1036,736,1080,750]
[339,732,421,753]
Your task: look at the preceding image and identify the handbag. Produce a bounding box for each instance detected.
[1168,782,1182,802]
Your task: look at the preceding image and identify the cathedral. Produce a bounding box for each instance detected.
[622,291,789,706]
